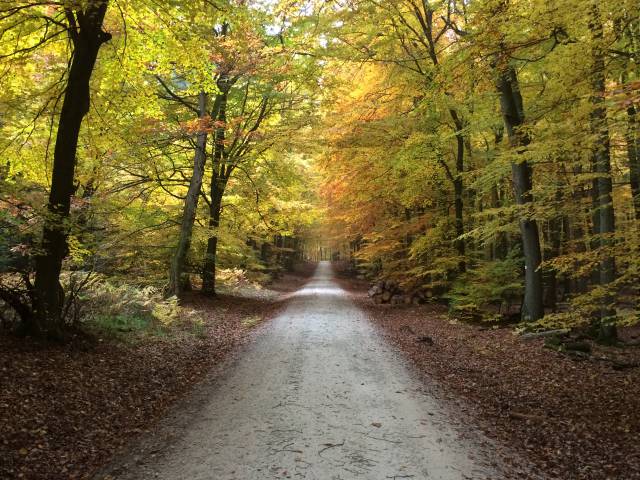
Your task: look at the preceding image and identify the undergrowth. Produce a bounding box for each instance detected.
[73,276,183,341]
[445,252,524,322]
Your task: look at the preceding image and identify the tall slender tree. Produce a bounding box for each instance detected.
[169,91,210,295]
[30,1,111,335]
[588,2,617,321]
[495,64,544,321]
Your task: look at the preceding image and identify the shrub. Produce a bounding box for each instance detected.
[446,252,524,322]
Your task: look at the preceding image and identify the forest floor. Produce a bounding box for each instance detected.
[0,265,315,480]
[338,277,640,480]
[3,264,639,480]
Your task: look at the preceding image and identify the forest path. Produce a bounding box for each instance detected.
[100,262,501,480]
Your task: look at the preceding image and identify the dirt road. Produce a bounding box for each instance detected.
[100,262,505,479]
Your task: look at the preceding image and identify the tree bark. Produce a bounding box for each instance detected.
[201,80,230,296]
[496,65,545,322]
[169,91,209,296]
[452,113,466,272]
[626,104,640,221]
[202,192,223,295]
[32,2,111,336]
[589,3,616,320]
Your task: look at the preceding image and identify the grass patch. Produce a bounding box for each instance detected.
[241,315,262,328]
[89,313,172,342]
[188,318,208,339]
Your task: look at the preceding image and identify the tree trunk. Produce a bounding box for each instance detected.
[496,65,544,322]
[32,2,111,336]
[202,193,222,295]
[546,214,563,310]
[589,3,616,320]
[564,164,590,295]
[169,91,209,296]
[201,82,230,296]
[489,128,507,260]
[626,104,640,221]
[407,4,467,273]
[452,116,466,272]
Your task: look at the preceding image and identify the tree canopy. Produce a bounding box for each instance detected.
[1,0,639,336]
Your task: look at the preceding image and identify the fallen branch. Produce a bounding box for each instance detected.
[318,439,345,455]
[612,361,640,371]
[521,329,569,341]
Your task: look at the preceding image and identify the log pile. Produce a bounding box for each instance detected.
[367,280,429,305]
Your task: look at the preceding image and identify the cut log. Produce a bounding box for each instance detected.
[368,286,382,297]
[369,279,412,306]
[521,329,570,341]
[564,341,592,354]
[612,361,640,371]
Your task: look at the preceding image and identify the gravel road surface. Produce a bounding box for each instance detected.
[99,262,505,480]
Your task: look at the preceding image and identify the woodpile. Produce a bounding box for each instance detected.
[367,280,429,305]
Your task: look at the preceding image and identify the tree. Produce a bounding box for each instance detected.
[0,1,111,335]
[169,91,209,295]
[34,1,111,336]
[315,0,639,327]
[495,64,544,321]
[588,2,616,321]
[1,0,638,337]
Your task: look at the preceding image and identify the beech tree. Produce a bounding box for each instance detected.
[0,0,318,334]
[0,1,111,336]
[495,64,544,321]
[0,0,638,336]
[316,0,639,326]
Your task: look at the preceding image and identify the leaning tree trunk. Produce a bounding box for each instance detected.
[589,3,617,322]
[496,65,545,322]
[169,92,209,296]
[32,2,111,337]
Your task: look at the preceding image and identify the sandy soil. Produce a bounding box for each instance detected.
[96,262,526,480]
